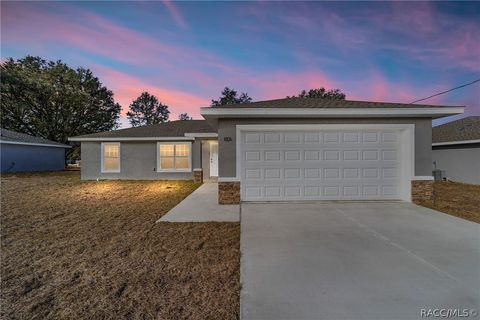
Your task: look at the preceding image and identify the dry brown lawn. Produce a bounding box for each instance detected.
[1,171,240,319]
[418,181,480,223]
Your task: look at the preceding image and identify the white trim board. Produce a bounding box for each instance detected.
[432,139,480,147]
[218,177,241,182]
[184,133,218,138]
[412,176,434,181]
[201,107,464,119]
[233,124,415,202]
[235,124,416,131]
[69,137,195,142]
[0,140,71,148]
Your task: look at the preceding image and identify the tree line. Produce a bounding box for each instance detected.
[1,56,346,157]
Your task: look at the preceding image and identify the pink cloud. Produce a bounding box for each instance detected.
[93,66,209,120]
[389,1,438,34]
[371,3,480,72]
[2,2,252,99]
[3,4,162,65]
[3,3,215,69]
[3,1,476,126]
[369,73,389,102]
[346,70,451,106]
[162,0,188,30]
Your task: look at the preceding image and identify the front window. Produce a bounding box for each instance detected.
[158,143,191,171]
[102,143,120,172]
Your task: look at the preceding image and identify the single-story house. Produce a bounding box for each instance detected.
[69,98,464,204]
[432,116,479,184]
[1,128,71,172]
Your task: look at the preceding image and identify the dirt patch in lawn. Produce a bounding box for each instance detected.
[1,171,240,319]
[418,181,480,224]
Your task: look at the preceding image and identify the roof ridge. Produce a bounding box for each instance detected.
[209,97,464,108]
[69,119,215,139]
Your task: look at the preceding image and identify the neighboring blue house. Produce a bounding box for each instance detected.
[1,129,71,172]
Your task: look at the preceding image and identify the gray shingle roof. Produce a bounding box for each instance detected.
[0,129,71,147]
[210,97,462,109]
[432,116,480,143]
[70,120,215,139]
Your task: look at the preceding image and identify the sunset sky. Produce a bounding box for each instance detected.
[2,1,479,127]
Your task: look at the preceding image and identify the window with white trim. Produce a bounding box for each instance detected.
[101,143,120,172]
[157,142,191,171]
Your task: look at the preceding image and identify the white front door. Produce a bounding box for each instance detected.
[210,141,219,177]
[239,126,409,201]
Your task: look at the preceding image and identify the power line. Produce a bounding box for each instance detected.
[409,78,480,104]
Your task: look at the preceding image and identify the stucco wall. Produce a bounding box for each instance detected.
[80,140,201,180]
[432,144,480,184]
[1,144,66,172]
[217,118,432,177]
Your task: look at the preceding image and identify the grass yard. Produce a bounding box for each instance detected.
[1,171,240,319]
[419,181,480,224]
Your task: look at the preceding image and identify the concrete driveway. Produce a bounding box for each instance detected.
[241,202,480,320]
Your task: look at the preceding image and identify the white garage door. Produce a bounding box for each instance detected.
[240,128,402,201]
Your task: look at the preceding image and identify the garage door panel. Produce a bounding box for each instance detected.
[245,186,262,198]
[343,168,360,179]
[363,185,379,196]
[323,132,339,143]
[265,186,282,198]
[362,132,379,143]
[244,133,262,144]
[241,129,401,201]
[243,167,399,180]
[284,150,301,161]
[304,132,321,143]
[285,133,302,144]
[265,151,282,161]
[382,132,398,142]
[265,168,282,179]
[381,185,398,196]
[305,168,321,179]
[264,132,281,144]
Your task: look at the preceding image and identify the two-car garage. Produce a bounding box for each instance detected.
[238,125,414,201]
[201,99,464,204]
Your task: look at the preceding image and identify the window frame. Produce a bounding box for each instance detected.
[101,142,121,173]
[156,142,192,172]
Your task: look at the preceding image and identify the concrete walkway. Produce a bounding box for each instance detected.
[241,202,480,320]
[157,183,239,222]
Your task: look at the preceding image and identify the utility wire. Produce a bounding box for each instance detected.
[409,78,480,104]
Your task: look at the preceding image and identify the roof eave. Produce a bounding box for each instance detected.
[432,139,480,147]
[184,132,218,138]
[68,136,196,142]
[0,140,72,148]
[200,107,464,120]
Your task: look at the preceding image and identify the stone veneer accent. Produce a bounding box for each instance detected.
[218,181,240,204]
[411,180,434,204]
[193,169,203,183]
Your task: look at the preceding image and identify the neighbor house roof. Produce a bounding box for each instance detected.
[432,116,480,146]
[210,97,463,109]
[69,120,216,141]
[0,129,71,148]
